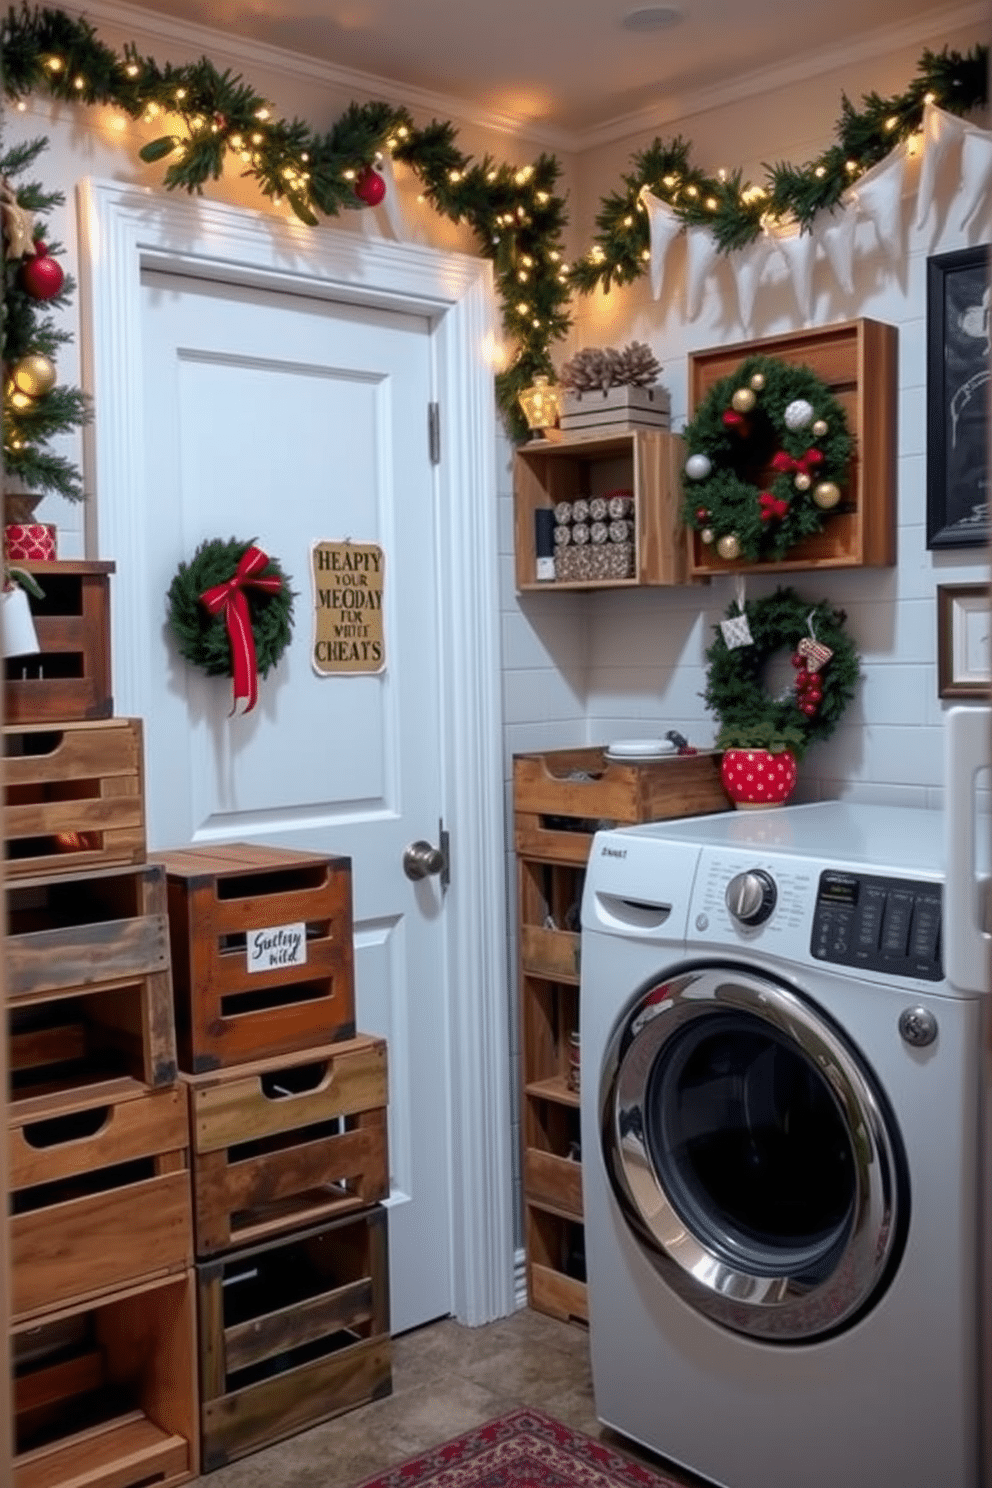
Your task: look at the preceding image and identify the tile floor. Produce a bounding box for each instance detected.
[205,1305,703,1487]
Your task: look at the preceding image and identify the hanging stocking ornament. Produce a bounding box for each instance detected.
[798,636,833,672]
[20,241,65,300]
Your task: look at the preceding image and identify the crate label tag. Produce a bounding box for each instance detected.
[247,922,307,972]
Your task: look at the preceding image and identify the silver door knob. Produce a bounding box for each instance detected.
[403,840,445,880]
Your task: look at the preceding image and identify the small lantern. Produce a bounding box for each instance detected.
[518,375,560,437]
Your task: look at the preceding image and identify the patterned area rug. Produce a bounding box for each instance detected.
[354,1407,685,1487]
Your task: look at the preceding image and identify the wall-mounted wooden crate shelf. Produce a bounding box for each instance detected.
[514,429,686,591]
[155,842,356,1072]
[9,1081,192,1321]
[197,1209,391,1470]
[4,560,114,725]
[4,717,146,881]
[687,318,897,576]
[184,1033,388,1256]
[11,1269,198,1488]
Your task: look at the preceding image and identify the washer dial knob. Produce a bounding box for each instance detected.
[726,869,777,926]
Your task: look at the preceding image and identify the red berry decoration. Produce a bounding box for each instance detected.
[354,166,386,207]
[20,242,64,300]
[695,507,710,523]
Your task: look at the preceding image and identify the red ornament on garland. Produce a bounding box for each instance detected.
[354,166,386,207]
[20,242,64,301]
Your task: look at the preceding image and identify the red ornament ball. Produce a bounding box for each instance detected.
[21,242,64,301]
[354,167,386,207]
[695,507,710,523]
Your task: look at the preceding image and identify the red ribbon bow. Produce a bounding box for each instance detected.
[771,447,824,477]
[200,545,283,715]
[758,492,790,522]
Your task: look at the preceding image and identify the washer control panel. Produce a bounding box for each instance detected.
[811,870,943,981]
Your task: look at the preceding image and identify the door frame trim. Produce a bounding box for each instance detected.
[77,178,514,1325]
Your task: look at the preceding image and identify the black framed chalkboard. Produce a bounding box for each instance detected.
[926,244,990,549]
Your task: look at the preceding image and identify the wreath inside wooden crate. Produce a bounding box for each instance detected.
[682,354,854,564]
[167,536,294,713]
[704,588,860,759]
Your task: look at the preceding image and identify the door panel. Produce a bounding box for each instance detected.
[141,269,451,1331]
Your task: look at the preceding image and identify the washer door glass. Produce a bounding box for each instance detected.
[602,966,907,1341]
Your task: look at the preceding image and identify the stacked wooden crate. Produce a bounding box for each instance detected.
[153,843,392,1472]
[4,560,200,1488]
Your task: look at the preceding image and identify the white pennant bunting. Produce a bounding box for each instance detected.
[818,207,856,296]
[685,225,719,319]
[732,233,774,331]
[958,126,992,228]
[377,151,409,241]
[641,188,683,300]
[773,225,817,321]
[846,144,906,260]
[915,102,965,227]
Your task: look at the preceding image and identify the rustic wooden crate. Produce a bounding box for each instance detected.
[11,1269,199,1488]
[514,429,686,591]
[155,843,356,1072]
[526,1206,587,1325]
[9,1082,193,1321]
[4,717,146,881]
[513,745,729,865]
[197,1209,391,1470]
[6,862,177,1107]
[686,318,897,576]
[185,1033,388,1256]
[4,560,114,725]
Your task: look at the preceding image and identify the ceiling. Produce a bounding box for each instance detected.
[118,0,969,140]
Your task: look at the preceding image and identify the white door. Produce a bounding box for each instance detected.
[80,179,514,1330]
[140,268,449,1333]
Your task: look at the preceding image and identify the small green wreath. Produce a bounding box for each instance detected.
[682,353,854,563]
[167,536,294,679]
[704,588,860,760]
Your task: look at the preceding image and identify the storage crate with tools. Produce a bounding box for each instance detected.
[6,862,177,1108]
[3,560,115,725]
[4,717,146,881]
[184,1034,388,1256]
[154,843,356,1072]
[8,1081,193,1322]
[197,1209,391,1470]
[11,1269,199,1488]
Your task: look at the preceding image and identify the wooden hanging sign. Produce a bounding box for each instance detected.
[311,540,385,674]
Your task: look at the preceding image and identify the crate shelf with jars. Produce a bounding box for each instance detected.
[513,429,686,591]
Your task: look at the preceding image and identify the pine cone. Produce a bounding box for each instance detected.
[614,341,661,387]
[559,347,616,392]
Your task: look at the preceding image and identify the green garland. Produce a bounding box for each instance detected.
[704,588,860,759]
[0,6,986,437]
[166,536,294,679]
[682,354,853,563]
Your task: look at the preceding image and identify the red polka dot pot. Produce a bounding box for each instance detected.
[720,748,798,809]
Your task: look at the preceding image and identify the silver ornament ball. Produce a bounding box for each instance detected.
[685,453,712,481]
[784,398,814,431]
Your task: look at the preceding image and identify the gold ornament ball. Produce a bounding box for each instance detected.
[731,387,756,414]
[716,533,741,561]
[701,527,715,545]
[812,418,828,437]
[794,472,812,492]
[750,373,766,391]
[813,481,841,510]
[12,352,57,399]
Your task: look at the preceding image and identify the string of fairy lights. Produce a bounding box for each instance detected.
[0,6,988,438]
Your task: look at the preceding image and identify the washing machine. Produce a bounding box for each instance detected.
[580,799,990,1488]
